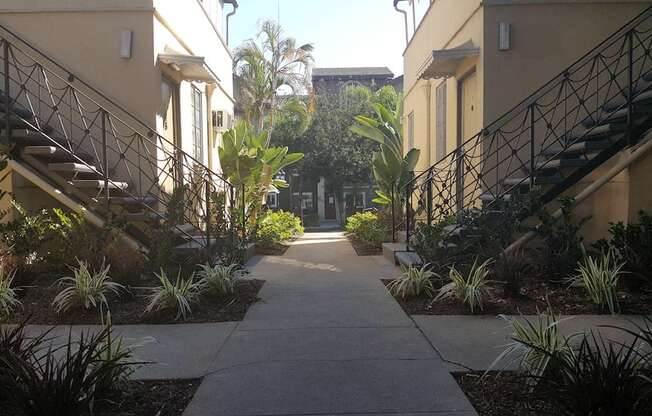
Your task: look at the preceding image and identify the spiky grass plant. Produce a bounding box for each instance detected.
[52,259,123,314]
[386,264,438,298]
[434,257,495,313]
[488,303,570,379]
[144,269,203,321]
[0,265,20,320]
[0,326,134,416]
[568,250,624,314]
[197,263,242,295]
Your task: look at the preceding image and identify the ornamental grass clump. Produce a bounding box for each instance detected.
[0,265,20,320]
[568,250,624,314]
[52,259,123,314]
[434,257,495,313]
[197,263,242,295]
[386,264,437,298]
[488,303,570,379]
[144,269,203,321]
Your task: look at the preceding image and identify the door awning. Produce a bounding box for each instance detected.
[418,41,480,80]
[158,53,220,83]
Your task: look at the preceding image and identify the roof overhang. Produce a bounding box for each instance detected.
[158,53,219,83]
[418,41,480,80]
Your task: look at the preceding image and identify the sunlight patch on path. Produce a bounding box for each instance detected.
[260,256,342,272]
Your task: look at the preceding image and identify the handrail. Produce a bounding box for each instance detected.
[0,22,231,185]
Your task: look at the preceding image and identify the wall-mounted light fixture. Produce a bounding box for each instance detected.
[120,30,133,59]
[499,22,511,51]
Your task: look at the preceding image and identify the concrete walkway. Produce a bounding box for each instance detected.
[184,232,477,416]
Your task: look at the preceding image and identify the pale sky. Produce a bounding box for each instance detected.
[228,0,430,77]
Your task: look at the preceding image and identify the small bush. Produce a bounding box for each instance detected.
[144,269,203,321]
[493,249,533,298]
[567,250,624,314]
[386,264,438,298]
[0,325,135,416]
[345,211,390,248]
[256,210,303,248]
[535,331,652,416]
[434,257,495,313]
[197,263,242,295]
[594,210,652,288]
[52,259,123,315]
[489,304,569,378]
[0,266,20,320]
[102,238,147,287]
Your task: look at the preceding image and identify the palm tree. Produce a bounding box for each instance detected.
[234,20,314,147]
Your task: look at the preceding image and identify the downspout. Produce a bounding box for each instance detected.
[505,132,652,254]
[224,0,239,46]
[394,0,409,46]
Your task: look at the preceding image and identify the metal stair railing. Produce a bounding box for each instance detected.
[0,23,238,255]
[399,5,652,249]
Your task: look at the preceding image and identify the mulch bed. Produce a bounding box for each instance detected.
[11,275,264,325]
[255,242,290,256]
[453,372,552,416]
[346,234,382,256]
[96,379,200,416]
[383,277,652,315]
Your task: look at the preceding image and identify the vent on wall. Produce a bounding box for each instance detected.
[212,110,234,130]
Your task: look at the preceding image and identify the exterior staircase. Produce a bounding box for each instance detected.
[392,6,652,266]
[0,24,236,256]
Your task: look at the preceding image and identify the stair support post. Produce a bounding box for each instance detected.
[627,29,634,146]
[391,185,396,243]
[205,177,212,259]
[426,170,433,226]
[3,40,11,146]
[405,180,412,252]
[529,104,536,191]
[101,110,110,216]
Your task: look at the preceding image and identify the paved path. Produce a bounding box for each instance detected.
[184,232,477,416]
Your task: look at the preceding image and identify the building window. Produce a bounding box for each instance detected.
[343,191,366,211]
[293,192,313,210]
[266,193,278,209]
[436,82,447,161]
[407,111,415,150]
[191,85,204,161]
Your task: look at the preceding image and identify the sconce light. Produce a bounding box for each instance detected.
[499,22,511,51]
[120,30,133,59]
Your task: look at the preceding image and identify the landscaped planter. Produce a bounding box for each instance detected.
[347,233,382,256]
[10,276,264,325]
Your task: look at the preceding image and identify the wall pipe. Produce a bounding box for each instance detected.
[394,0,409,47]
[224,0,238,46]
[505,132,652,254]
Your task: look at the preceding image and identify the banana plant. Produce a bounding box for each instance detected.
[350,102,419,208]
[219,120,303,228]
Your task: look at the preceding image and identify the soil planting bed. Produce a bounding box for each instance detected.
[383,277,652,315]
[453,371,551,416]
[11,275,264,325]
[96,379,201,416]
[347,234,382,256]
[255,242,290,256]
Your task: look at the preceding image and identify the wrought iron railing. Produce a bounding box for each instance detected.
[0,23,238,255]
[399,6,652,249]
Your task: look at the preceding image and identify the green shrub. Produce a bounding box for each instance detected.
[386,264,437,298]
[567,250,624,315]
[434,257,495,313]
[52,260,124,315]
[255,210,303,248]
[345,211,390,248]
[197,263,242,295]
[144,269,203,321]
[0,266,20,321]
[594,210,652,288]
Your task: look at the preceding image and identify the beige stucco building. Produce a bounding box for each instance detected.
[0,0,236,214]
[402,0,652,241]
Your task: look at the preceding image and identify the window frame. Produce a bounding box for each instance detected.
[191,85,204,162]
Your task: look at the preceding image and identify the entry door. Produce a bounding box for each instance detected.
[325,191,336,220]
[457,71,480,211]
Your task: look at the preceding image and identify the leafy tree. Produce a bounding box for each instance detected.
[234,20,314,145]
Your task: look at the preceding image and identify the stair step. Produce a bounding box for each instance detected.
[97,196,158,207]
[480,192,511,202]
[535,157,590,171]
[502,176,564,186]
[603,89,652,112]
[23,145,95,163]
[568,123,626,142]
[581,104,652,129]
[7,128,62,145]
[1,118,53,134]
[542,139,615,157]
[71,180,128,190]
[0,98,35,120]
[123,211,166,222]
[48,162,99,174]
[174,223,199,238]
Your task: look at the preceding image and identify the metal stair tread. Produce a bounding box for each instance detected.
[502,176,564,186]
[536,157,590,170]
[97,196,158,206]
[542,139,615,157]
[23,145,95,163]
[603,89,652,112]
[122,211,166,222]
[48,162,99,174]
[70,179,128,190]
[480,192,511,202]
